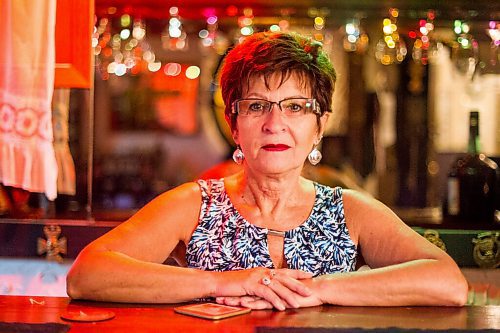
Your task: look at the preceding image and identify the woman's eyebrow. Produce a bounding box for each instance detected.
[243,94,307,100]
[242,93,267,99]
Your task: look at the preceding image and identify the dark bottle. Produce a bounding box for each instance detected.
[446,111,499,222]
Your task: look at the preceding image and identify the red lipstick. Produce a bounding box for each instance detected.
[262,144,290,151]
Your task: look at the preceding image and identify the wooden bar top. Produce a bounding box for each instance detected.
[0,296,499,332]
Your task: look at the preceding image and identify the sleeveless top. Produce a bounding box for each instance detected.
[186,179,357,277]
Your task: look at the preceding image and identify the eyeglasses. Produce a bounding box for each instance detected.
[232,98,320,117]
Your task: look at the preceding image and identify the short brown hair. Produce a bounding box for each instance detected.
[220,31,336,130]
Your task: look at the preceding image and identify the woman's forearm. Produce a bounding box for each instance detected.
[314,259,468,306]
[67,249,216,303]
[67,250,307,310]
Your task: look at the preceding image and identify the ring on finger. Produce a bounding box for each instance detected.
[262,276,272,286]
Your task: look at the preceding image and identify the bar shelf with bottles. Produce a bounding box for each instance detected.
[443,111,499,227]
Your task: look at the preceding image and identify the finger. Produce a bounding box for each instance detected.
[283,277,312,296]
[217,296,243,307]
[275,275,313,297]
[255,285,287,311]
[215,297,226,304]
[217,296,272,310]
[265,280,301,308]
[255,272,300,308]
[240,296,273,310]
[296,270,313,279]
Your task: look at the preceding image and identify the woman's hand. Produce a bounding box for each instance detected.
[215,292,323,310]
[215,268,322,310]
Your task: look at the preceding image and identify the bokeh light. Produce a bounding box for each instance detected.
[185,66,201,79]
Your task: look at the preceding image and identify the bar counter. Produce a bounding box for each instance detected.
[0,296,499,332]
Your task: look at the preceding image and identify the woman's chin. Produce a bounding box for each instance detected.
[248,162,302,176]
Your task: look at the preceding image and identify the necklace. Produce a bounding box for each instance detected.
[268,229,286,237]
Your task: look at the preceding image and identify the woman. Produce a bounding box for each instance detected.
[67,32,468,309]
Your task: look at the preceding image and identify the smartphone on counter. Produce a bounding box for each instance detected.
[174,303,251,320]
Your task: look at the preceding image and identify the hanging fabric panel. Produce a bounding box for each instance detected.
[52,88,76,195]
[0,0,58,200]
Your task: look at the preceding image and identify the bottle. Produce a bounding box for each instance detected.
[446,111,499,223]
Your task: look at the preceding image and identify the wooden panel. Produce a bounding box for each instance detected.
[0,221,116,259]
[54,0,94,88]
[414,227,500,268]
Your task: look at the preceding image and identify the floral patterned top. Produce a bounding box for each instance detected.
[186,179,357,277]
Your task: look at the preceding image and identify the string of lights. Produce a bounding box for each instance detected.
[92,5,499,78]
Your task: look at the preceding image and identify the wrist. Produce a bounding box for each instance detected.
[313,276,333,304]
[206,270,222,298]
[207,270,238,298]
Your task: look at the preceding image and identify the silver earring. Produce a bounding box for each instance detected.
[232,146,245,165]
[308,147,322,165]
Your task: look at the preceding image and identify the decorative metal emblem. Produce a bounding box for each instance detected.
[423,229,447,252]
[472,231,499,269]
[37,225,67,262]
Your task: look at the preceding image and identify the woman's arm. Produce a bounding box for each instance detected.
[217,190,469,309]
[67,182,312,307]
[66,182,213,303]
[312,189,468,306]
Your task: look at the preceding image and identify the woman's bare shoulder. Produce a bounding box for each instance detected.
[83,181,203,262]
[342,189,376,216]
[155,181,202,205]
[104,181,202,234]
[133,181,203,228]
[340,189,404,241]
[341,189,394,216]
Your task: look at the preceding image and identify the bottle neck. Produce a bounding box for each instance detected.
[468,112,480,154]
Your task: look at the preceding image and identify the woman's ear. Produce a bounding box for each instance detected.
[231,128,239,145]
[226,112,239,145]
[318,113,330,138]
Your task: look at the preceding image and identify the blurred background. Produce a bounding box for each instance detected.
[1,0,499,225]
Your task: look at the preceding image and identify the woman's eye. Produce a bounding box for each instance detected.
[249,103,265,111]
[284,103,303,112]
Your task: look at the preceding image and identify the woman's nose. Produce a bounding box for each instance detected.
[262,104,287,133]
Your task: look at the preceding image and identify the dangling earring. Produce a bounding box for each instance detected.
[308,135,323,165]
[308,147,322,165]
[232,146,245,165]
